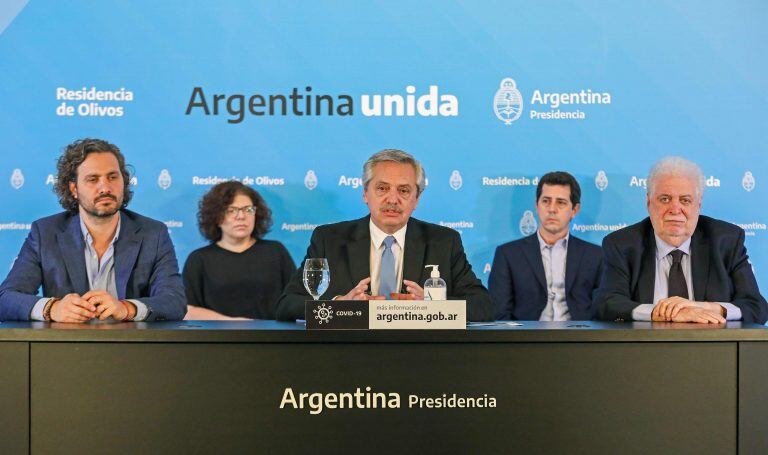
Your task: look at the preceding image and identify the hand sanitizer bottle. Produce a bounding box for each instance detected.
[424,265,447,301]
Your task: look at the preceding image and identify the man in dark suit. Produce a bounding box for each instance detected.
[276,149,494,321]
[596,157,767,323]
[0,138,186,322]
[489,171,602,320]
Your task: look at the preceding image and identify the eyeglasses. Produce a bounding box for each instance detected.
[225,205,256,216]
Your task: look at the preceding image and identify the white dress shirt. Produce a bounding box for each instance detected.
[537,231,571,321]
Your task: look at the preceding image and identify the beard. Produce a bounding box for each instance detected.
[80,195,121,218]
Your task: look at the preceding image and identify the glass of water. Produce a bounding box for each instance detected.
[303,258,330,300]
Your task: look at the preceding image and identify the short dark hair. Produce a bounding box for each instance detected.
[54,138,134,213]
[536,171,581,206]
[197,181,273,242]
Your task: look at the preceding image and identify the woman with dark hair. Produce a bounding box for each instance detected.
[183,181,295,319]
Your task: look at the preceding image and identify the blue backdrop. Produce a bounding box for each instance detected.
[1,1,766,304]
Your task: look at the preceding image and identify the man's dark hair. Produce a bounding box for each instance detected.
[197,180,273,242]
[536,171,581,206]
[54,138,134,213]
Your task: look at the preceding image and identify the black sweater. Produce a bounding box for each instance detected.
[182,240,295,319]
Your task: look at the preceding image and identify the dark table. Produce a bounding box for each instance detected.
[1,321,766,454]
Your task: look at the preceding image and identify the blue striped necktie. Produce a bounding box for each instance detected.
[379,235,396,298]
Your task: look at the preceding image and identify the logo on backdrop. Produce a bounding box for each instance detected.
[191,175,284,186]
[572,222,628,233]
[9,169,24,190]
[629,175,720,190]
[0,222,31,231]
[282,223,319,232]
[519,210,538,236]
[55,87,134,118]
[595,170,608,191]
[164,220,183,230]
[481,175,538,186]
[313,303,333,324]
[736,222,766,237]
[439,220,474,234]
[493,78,524,125]
[304,170,318,190]
[494,76,612,122]
[449,170,463,190]
[742,171,756,192]
[338,175,363,188]
[157,169,172,190]
[185,85,459,124]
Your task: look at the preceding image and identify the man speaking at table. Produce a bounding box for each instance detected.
[276,149,494,321]
[0,138,186,322]
[596,156,768,323]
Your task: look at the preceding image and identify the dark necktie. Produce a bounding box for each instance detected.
[668,249,689,299]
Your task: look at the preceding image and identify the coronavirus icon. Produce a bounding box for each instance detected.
[313,303,333,324]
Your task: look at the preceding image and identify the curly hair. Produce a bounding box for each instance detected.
[198,181,273,241]
[54,138,134,212]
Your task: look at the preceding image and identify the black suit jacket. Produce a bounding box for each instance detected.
[595,216,768,323]
[488,233,603,320]
[275,216,494,321]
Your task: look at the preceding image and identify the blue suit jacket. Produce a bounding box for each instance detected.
[489,233,603,320]
[0,210,186,321]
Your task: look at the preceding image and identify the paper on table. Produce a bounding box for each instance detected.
[467,321,523,327]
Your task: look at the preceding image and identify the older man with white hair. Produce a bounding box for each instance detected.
[596,156,767,323]
[276,149,494,322]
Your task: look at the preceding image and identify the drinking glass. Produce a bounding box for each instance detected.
[303,258,330,300]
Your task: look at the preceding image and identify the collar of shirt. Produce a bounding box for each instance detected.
[369,219,407,250]
[537,230,569,251]
[79,212,122,248]
[653,234,691,261]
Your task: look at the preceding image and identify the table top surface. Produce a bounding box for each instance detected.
[1,320,767,343]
